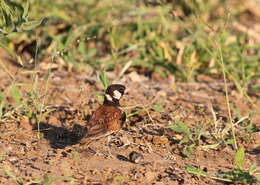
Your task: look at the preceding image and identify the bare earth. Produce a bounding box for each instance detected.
[0,58,259,185]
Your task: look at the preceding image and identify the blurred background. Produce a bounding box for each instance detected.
[0,0,259,92]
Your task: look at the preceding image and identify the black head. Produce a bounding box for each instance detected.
[104,84,125,106]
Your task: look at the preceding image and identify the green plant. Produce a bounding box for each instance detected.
[10,84,22,106]
[168,120,204,158]
[0,166,73,185]
[0,0,43,35]
[1,0,258,84]
[185,147,260,184]
[0,166,25,185]
[99,70,110,89]
[1,80,54,135]
[41,174,73,185]
[179,50,201,82]
[126,102,163,120]
[0,165,42,185]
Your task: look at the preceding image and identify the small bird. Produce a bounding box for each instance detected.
[80,84,126,144]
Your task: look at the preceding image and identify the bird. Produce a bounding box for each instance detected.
[80,84,126,145]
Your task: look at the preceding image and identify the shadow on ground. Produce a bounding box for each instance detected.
[33,122,86,149]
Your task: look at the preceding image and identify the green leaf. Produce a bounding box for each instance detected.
[0,0,43,34]
[19,18,44,31]
[201,143,219,150]
[223,139,234,145]
[8,2,24,24]
[42,174,60,185]
[22,0,29,19]
[168,120,190,134]
[152,104,162,112]
[99,70,110,89]
[216,168,256,184]
[246,124,260,133]
[0,91,4,104]
[248,163,257,175]
[185,165,208,177]
[234,147,245,169]
[182,144,195,158]
[11,85,21,105]
[42,174,73,185]
[179,135,190,144]
[0,25,15,35]
[113,175,126,182]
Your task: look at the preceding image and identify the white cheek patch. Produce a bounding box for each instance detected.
[105,94,113,101]
[113,90,122,100]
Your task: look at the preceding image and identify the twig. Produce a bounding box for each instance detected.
[176,41,185,65]
[233,116,249,127]
[144,107,154,123]
[118,60,133,78]
[209,103,218,131]
[217,43,237,150]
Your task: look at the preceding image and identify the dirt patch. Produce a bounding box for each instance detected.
[0,60,259,185]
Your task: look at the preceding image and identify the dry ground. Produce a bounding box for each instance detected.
[0,58,259,185]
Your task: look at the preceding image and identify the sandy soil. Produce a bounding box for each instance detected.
[0,58,259,185]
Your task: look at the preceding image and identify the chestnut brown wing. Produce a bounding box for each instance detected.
[85,105,123,138]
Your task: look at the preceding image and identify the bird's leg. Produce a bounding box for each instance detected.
[106,135,114,158]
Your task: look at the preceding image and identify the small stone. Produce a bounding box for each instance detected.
[129,151,144,164]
